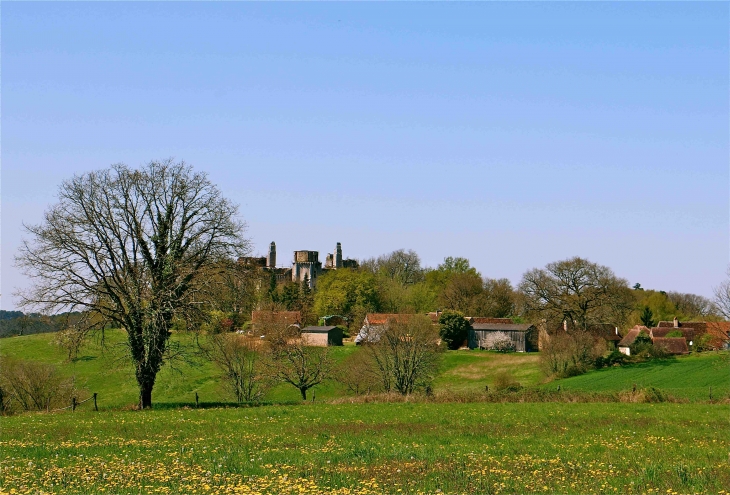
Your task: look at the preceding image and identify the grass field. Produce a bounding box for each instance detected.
[1,330,728,409]
[540,353,730,402]
[1,402,728,494]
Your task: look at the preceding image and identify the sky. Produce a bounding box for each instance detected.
[1,2,728,310]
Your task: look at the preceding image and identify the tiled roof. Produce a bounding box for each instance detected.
[365,314,416,326]
[650,327,693,339]
[618,326,647,347]
[471,323,533,332]
[652,337,689,354]
[469,317,514,325]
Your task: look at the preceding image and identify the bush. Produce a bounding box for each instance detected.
[438,310,471,350]
[0,359,74,413]
[540,331,602,377]
[595,349,626,368]
[493,370,522,391]
[483,331,515,352]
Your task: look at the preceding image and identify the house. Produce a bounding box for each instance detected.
[617,325,648,356]
[654,317,730,351]
[540,320,623,351]
[355,313,417,344]
[468,322,538,352]
[301,326,343,347]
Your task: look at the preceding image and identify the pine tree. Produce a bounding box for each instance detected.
[640,306,655,328]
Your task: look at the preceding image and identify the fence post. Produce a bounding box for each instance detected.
[710,386,713,401]
[72,397,77,412]
[93,393,98,411]
[195,392,199,408]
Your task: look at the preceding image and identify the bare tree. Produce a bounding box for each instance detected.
[15,160,249,408]
[264,325,333,400]
[519,257,634,331]
[363,315,442,395]
[202,333,270,402]
[334,349,381,395]
[714,268,730,319]
[361,249,424,285]
[666,291,718,318]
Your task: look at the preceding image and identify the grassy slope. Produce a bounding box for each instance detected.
[434,350,542,392]
[543,352,730,401]
[2,331,728,408]
[1,403,729,494]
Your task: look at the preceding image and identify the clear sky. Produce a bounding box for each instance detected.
[2,2,728,310]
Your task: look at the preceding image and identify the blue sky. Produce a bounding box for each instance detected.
[2,2,728,309]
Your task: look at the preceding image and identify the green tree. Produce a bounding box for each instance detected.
[438,310,471,350]
[313,269,380,322]
[640,306,655,328]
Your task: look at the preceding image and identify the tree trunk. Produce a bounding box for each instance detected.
[300,388,307,401]
[139,382,153,409]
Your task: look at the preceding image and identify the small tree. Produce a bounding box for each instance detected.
[265,325,332,400]
[203,333,270,402]
[438,310,471,350]
[364,315,442,395]
[483,331,515,352]
[639,306,655,328]
[55,328,87,362]
[334,349,381,395]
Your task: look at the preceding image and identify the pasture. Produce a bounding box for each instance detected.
[1,402,728,494]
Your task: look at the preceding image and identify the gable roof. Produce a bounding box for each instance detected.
[650,327,693,339]
[472,323,533,332]
[469,317,514,325]
[652,337,689,354]
[618,326,647,347]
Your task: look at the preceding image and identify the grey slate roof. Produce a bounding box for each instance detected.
[301,326,337,333]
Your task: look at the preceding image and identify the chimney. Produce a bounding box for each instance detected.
[563,320,568,332]
[673,317,679,328]
[267,242,276,268]
[615,327,618,335]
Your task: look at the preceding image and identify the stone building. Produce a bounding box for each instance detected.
[241,242,358,289]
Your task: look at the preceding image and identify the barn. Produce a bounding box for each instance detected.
[301,326,344,347]
[468,323,538,352]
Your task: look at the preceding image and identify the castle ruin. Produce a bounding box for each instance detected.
[241,242,358,288]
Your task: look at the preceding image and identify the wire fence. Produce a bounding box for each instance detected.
[50,392,98,412]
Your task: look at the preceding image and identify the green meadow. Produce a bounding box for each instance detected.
[2,331,729,494]
[1,402,728,495]
[1,330,727,407]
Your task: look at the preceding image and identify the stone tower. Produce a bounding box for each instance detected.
[267,242,276,268]
[335,242,343,269]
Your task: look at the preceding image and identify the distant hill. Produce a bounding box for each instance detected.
[0,311,86,338]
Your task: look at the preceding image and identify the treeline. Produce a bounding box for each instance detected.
[0,311,87,338]
[250,250,722,333]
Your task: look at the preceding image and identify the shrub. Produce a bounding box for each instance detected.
[438,310,471,350]
[483,331,515,352]
[493,370,522,391]
[0,359,74,413]
[540,331,601,377]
